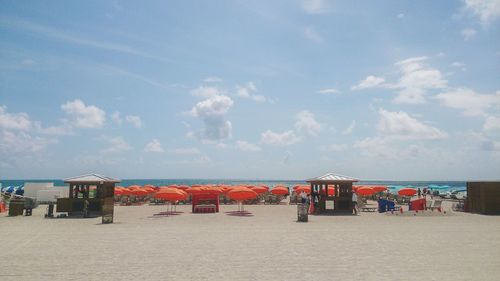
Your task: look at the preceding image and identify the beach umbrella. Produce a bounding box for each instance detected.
[186,186,208,194]
[155,189,188,214]
[176,185,190,191]
[271,186,289,195]
[128,185,141,190]
[356,187,376,196]
[295,185,311,195]
[251,186,268,194]
[155,188,188,201]
[131,189,148,196]
[143,184,155,189]
[227,187,258,212]
[372,186,388,192]
[206,186,224,195]
[398,188,417,197]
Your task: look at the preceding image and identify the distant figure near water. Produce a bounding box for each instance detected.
[352,191,358,215]
[300,190,307,204]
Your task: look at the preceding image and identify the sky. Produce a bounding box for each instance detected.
[0,0,499,180]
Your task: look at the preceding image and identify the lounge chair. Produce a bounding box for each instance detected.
[359,200,377,212]
[425,200,432,210]
[428,200,442,211]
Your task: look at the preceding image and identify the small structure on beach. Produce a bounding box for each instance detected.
[307,173,358,214]
[57,174,120,223]
[466,181,500,215]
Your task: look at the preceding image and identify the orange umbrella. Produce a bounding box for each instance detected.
[372,186,388,192]
[227,186,257,212]
[186,186,208,194]
[131,189,148,196]
[295,185,311,194]
[398,188,416,197]
[271,186,289,195]
[119,188,132,196]
[251,186,268,194]
[114,188,124,195]
[227,187,257,200]
[128,185,141,190]
[155,188,187,201]
[143,184,155,189]
[356,187,375,196]
[176,185,190,191]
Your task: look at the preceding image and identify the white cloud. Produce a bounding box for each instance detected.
[190,94,234,117]
[261,130,301,146]
[235,140,261,152]
[170,147,201,155]
[0,105,31,131]
[144,139,164,153]
[295,110,322,136]
[323,143,348,152]
[451,61,467,71]
[111,111,122,125]
[190,86,221,98]
[342,120,356,135]
[351,75,385,90]
[301,0,330,14]
[189,93,234,141]
[34,121,73,136]
[61,99,105,128]
[125,115,142,128]
[397,13,405,19]
[203,76,223,83]
[434,88,500,117]
[462,28,477,40]
[0,130,56,153]
[236,82,266,102]
[377,108,448,140]
[484,116,500,131]
[101,136,132,154]
[393,56,447,104]
[463,0,500,25]
[303,26,324,43]
[318,88,340,95]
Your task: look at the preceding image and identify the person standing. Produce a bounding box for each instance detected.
[352,191,358,215]
[417,188,422,198]
[300,190,307,204]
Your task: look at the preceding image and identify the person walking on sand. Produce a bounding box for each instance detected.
[352,191,358,215]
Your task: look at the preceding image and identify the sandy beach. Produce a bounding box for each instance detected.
[1,202,499,281]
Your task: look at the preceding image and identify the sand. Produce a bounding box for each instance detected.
[1,201,499,281]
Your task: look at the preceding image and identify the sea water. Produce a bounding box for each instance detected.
[0,179,467,192]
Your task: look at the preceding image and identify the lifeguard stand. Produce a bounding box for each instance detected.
[307,172,358,214]
[192,193,219,213]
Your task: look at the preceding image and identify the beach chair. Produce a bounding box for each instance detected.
[425,200,432,210]
[359,200,377,212]
[428,200,442,211]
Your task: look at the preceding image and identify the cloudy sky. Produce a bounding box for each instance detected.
[1,0,499,180]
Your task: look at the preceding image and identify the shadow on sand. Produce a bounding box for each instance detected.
[225,211,254,217]
[149,211,184,218]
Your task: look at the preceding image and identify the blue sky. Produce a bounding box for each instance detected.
[1,0,499,180]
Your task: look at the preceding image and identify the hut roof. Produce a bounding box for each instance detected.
[307,173,358,183]
[63,174,121,184]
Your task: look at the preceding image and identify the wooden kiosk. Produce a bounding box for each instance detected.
[307,173,358,214]
[56,174,120,223]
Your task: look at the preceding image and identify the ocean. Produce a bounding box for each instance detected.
[0,179,467,191]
